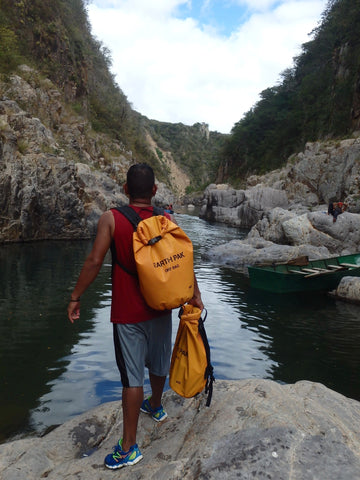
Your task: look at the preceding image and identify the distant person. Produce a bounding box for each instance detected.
[67,163,203,470]
[328,202,335,217]
[328,201,347,222]
[164,204,174,214]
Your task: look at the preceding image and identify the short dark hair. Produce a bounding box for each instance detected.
[126,163,155,198]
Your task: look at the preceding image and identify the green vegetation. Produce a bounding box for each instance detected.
[147,120,226,191]
[0,0,161,172]
[17,139,28,155]
[221,0,360,182]
[0,25,22,72]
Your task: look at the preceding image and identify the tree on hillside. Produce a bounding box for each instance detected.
[221,0,360,183]
[0,0,163,171]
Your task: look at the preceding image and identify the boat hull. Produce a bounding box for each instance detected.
[248,253,360,293]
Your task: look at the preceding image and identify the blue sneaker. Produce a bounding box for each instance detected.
[104,440,143,470]
[140,397,168,422]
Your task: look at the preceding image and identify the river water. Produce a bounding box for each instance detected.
[1,212,360,443]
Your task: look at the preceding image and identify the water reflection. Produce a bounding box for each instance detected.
[0,241,109,441]
[1,214,360,443]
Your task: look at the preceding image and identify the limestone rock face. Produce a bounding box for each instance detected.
[200,184,288,228]
[202,136,360,232]
[0,72,131,242]
[0,143,128,241]
[0,71,173,243]
[248,137,360,210]
[1,379,360,480]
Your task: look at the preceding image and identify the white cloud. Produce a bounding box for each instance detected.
[88,0,327,133]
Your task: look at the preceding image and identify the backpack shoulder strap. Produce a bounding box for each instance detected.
[113,205,142,231]
[111,205,166,275]
[111,206,142,276]
[115,205,165,225]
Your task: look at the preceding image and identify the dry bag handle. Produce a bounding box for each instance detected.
[178,306,207,321]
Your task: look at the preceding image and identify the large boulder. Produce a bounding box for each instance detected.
[207,209,360,272]
[282,213,339,251]
[248,207,296,244]
[269,210,360,255]
[1,380,360,479]
[332,276,360,303]
[308,211,360,254]
[200,184,288,228]
[203,237,329,273]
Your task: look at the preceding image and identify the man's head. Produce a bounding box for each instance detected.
[125,163,156,200]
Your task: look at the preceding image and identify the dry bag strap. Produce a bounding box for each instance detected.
[198,309,215,407]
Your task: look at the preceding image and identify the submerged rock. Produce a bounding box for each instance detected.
[331,276,360,304]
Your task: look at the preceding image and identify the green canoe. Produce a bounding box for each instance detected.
[248,253,360,293]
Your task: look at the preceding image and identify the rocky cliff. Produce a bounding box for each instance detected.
[0,60,228,243]
[201,135,360,228]
[201,137,360,269]
[0,67,175,243]
[247,137,360,211]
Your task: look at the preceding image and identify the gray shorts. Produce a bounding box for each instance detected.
[113,313,172,388]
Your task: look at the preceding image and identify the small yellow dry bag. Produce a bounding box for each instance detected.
[170,305,214,406]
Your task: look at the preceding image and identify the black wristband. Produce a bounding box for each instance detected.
[70,298,80,302]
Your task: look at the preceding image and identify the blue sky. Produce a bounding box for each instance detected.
[88,0,328,133]
[176,1,250,35]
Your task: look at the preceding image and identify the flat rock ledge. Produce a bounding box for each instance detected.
[1,379,360,480]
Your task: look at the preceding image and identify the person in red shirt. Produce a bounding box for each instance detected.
[67,163,203,470]
[328,201,348,222]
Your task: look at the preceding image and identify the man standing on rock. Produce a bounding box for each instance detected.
[67,163,203,470]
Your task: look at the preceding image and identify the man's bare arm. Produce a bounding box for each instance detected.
[67,211,114,323]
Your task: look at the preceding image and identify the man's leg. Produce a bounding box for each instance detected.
[122,386,143,452]
[148,372,166,408]
[146,314,171,409]
[140,314,171,420]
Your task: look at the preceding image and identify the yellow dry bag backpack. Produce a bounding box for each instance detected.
[113,206,194,311]
[170,305,214,406]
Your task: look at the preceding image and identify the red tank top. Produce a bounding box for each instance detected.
[110,206,171,324]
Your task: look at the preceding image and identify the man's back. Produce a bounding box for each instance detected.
[110,205,170,324]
